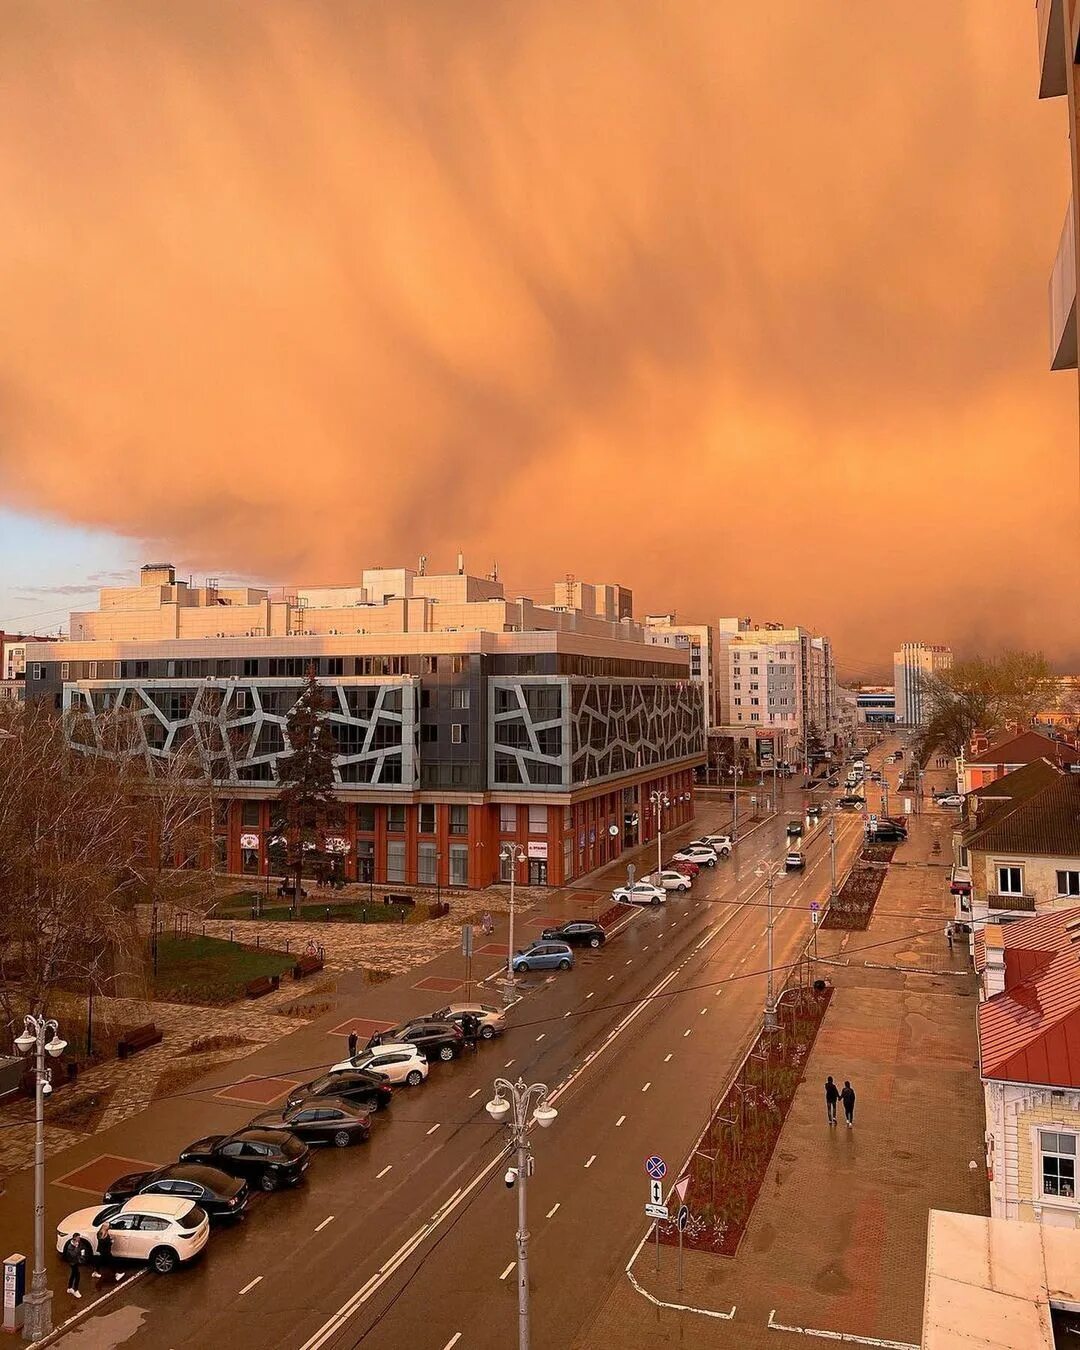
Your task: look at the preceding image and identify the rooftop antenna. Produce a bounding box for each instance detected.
[490,561,499,583]
[418,554,427,576]
[457,551,464,575]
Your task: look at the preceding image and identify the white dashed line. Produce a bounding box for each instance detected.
[700,1007,708,1016]
[546,1202,560,1219]
[586,992,594,999]
[642,946,649,952]
[607,975,615,982]
[664,1053,673,1062]
[426,1123,441,1136]
[442,1335,462,1350]
[625,959,633,966]
[376,1165,392,1179]
[683,1028,691,1037]
[499,1262,515,1281]
[504,1059,515,1068]
[585,1154,597,1168]
[315,1216,335,1232]
[535,1033,546,1042]
[616,1115,626,1127]
[563,1010,573,1018]
[642,1082,651,1092]
[239,1276,263,1295]
[468,1088,481,1099]
[715,987,723,996]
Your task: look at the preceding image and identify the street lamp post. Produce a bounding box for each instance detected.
[754,860,785,1031]
[648,789,670,875]
[486,1077,558,1350]
[500,843,527,1007]
[15,1014,67,1341]
[727,761,742,840]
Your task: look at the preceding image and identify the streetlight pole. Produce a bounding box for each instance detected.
[15,1014,67,1341]
[486,1078,558,1350]
[755,860,784,1031]
[500,843,527,1008]
[648,789,669,876]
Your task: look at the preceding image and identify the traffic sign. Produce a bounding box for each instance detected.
[645,1202,669,1220]
[649,1178,663,1206]
[810,901,820,911]
[673,1175,690,1202]
[677,1204,690,1232]
[645,1155,666,1180]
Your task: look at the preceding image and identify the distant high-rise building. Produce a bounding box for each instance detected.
[642,615,715,731]
[893,642,952,726]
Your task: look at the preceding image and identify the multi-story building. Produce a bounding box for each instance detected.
[958,729,1080,795]
[642,615,716,731]
[30,563,705,890]
[712,618,838,769]
[892,642,952,726]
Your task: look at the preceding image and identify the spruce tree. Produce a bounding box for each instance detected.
[277,671,338,915]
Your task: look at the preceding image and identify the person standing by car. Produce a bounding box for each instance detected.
[91,1221,124,1284]
[347,1030,359,1061]
[62,1232,91,1298]
[461,1011,480,1050]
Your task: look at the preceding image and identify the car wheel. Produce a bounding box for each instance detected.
[439,1044,455,1062]
[518,961,530,972]
[480,1025,495,1040]
[558,958,571,970]
[259,1171,277,1193]
[589,937,601,948]
[150,1247,179,1274]
[406,1069,423,1087]
[650,896,661,906]
[333,1129,352,1148]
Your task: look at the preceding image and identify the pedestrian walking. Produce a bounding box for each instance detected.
[91,1222,125,1284]
[841,1080,856,1128]
[946,923,954,952]
[62,1232,90,1298]
[482,912,494,936]
[825,1075,840,1126]
[347,1030,359,1061]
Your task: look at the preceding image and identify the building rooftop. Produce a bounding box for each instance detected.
[963,765,1080,857]
[967,729,1080,769]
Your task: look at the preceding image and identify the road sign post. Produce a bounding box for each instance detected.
[462,924,474,1000]
[677,1204,689,1291]
[644,1155,666,1273]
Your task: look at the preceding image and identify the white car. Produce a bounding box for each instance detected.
[611,881,667,906]
[671,846,718,867]
[935,793,965,808]
[331,1041,429,1086]
[648,870,693,892]
[56,1195,209,1274]
[696,835,733,857]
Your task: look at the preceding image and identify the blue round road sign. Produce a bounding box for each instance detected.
[645,1155,666,1180]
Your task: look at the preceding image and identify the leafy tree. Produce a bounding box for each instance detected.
[277,672,338,914]
[919,650,1059,756]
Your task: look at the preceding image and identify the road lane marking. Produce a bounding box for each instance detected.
[546,1202,560,1219]
[535,1033,546,1042]
[239,1276,262,1295]
[625,959,633,965]
[499,1262,515,1280]
[315,1216,335,1232]
[585,1154,596,1168]
[564,1010,573,1017]
[616,1115,626,1127]
[642,1082,651,1092]
[642,945,649,951]
[586,992,594,999]
[683,1028,692,1037]
[664,1054,673,1062]
[376,1165,392,1178]
[607,974,615,981]
[442,1336,462,1350]
[426,1123,441,1135]
[469,1089,481,1099]
[700,1007,708,1015]
[504,1059,515,1068]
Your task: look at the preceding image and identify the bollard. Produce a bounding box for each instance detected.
[285,939,290,954]
[256,934,260,949]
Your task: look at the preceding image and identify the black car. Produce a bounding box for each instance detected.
[837,795,865,809]
[103,1163,248,1220]
[867,824,907,843]
[786,820,804,837]
[540,920,606,949]
[179,1128,309,1192]
[827,777,839,788]
[807,804,822,819]
[287,1070,393,1113]
[250,1097,371,1148]
[373,1019,465,1063]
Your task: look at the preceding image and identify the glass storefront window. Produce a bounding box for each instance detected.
[449,844,468,886]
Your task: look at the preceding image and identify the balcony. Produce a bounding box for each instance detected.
[987,893,1037,914]
[1050,197,1077,371]
[1038,0,1068,98]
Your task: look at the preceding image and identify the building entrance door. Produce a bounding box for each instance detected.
[528,859,548,886]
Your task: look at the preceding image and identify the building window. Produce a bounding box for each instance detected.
[997,865,1023,895]
[327,657,344,676]
[751,698,760,706]
[733,682,741,691]
[235,689,248,711]
[734,698,742,706]
[1040,1131,1076,1198]
[449,843,468,886]
[419,804,436,835]
[958,846,969,868]
[417,842,437,885]
[423,656,438,674]
[528,805,547,835]
[356,805,375,833]
[1057,871,1080,897]
[451,688,470,709]
[241,801,261,828]
[243,658,259,677]
[500,845,515,882]
[386,841,407,884]
[750,666,759,675]
[88,662,97,680]
[452,656,467,674]
[450,805,468,835]
[451,723,468,744]
[387,805,406,834]
[59,662,69,681]
[499,805,517,834]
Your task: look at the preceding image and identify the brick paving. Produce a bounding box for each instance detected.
[578,766,987,1350]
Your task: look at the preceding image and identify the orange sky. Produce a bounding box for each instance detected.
[0,0,1077,674]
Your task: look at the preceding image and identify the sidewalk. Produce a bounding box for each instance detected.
[580,797,987,1349]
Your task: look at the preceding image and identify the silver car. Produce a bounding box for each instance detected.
[431,1003,506,1040]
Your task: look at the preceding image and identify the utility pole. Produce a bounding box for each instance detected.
[500,843,527,1007]
[829,813,837,905]
[485,1078,558,1350]
[648,789,669,876]
[755,859,784,1031]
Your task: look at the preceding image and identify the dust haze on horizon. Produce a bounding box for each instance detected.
[0,0,1077,671]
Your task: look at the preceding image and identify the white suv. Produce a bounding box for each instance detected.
[331,1041,429,1086]
[694,835,733,857]
[56,1196,209,1274]
[649,870,693,892]
[612,881,667,906]
[671,846,718,867]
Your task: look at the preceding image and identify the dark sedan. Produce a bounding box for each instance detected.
[250,1097,371,1148]
[179,1128,309,1192]
[287,1070,393,1113]
[372,1019,464,1063]
[837,795,865,809]
[540,920,606,949]
[103,1163,248,1220]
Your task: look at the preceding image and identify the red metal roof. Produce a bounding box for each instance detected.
[967,730,1080,768]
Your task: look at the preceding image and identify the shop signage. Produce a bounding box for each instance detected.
[527,841,548,860]
[325,836,351,854]
[239,833,260,850]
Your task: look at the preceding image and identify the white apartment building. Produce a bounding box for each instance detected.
[893,641,952,726]
[642,615,715,731]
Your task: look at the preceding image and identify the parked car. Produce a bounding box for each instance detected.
[371,1019,465,1063]
[612,881,668,906]
[56,1196,209,1274]
[870,771,883,782]
[178,1128,309,1192]
[807,804,822,819]
[511,940,574,972]
[670,846,717,867]
[250,1097,371,1148]
[827,776,839,788]
[867,824,907,843]
[431,1002,507,1038]
[540,921,607,949]
[935,793,965,807]
[695,835,733,857]
[103,1163,248,1220]
[837,795,865,809]
[331,1041,429,1086]
[666,860,700,878]
[287,1070,393,1112]
[649,869,693,892]
[785,851,805,871]
[786,820,803,838]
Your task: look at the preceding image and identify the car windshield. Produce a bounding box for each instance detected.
[176,1205,206,1231]
[93,1205,120,1225]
